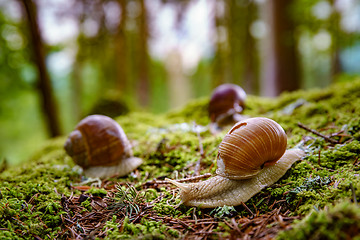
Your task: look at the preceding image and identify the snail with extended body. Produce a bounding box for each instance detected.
[167,117,305,208]
[64,115,143,179]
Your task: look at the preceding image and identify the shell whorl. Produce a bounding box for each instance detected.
[216,117,287,180]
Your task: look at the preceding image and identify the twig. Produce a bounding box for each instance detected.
[297,122,339,144]
[147,173,212,185]
[231,217,242,234]
[193,121,205,176]
[350,183,358,204]
[241,202,254,216]
[253,209,277,237]
[353,157,359,166]
[176,219,196,231]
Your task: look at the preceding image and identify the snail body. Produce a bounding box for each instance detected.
[167,117,304,208]
[208,84,247,131]
[64,115,142,179]
[167,148,303,208]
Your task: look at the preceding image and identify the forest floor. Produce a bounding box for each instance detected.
[1,78,360,239]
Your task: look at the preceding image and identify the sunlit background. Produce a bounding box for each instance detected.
[0,0,360,165]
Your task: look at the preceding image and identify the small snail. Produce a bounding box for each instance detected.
[167,117,305,208]
[64,115,143,179]
[208,84,247,133]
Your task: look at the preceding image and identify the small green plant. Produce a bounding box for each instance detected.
[107,184,148,220]
[210,205,238,219]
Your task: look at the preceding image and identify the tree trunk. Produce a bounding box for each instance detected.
[115,0,128,94]
[71,46,84,122]
[262,0,300,97]
[212,0,227,88]
[243,1,260,95]
[329,1,342,80]
[20,0,61,137]
[227,0,245,86]
[137,0,150,107]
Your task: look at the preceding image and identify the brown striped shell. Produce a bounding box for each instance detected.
[64,115,142,178]
[208,84,246,125]
[216,117,287,180]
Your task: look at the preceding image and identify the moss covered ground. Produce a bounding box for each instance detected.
[1,78,360,239]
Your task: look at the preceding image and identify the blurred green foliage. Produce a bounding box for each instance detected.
[0,0,360,165]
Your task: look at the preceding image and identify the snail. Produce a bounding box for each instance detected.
[167,117,305,208]
[64,115,143,179]
[208,83,247,133]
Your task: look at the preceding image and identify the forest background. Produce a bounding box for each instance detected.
[1,0,360,165]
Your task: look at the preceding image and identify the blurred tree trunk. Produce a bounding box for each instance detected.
[332,50,342,77]
[212,0,227,88]
[115,0,128,93]
[227,0,259,94]
[71,30,87,122]
[20,0,61,137]
[212,0,259,94]
[228,0,247,86]
[243,1,259,94]
[262,0,300,97]
[329,1,342,79]
[165,49,190,108]
[70,0,87,122]
[71,50,83,122]
[137,0,150,107]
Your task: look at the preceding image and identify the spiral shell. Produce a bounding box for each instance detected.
[64,115,142,178]
[208,83,246,124]
[216,117,287,180]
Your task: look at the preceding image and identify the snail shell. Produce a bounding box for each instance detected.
[64,115,142,179]
[217,117,287,180]
[208,83,246,126]
[167,117,304,208]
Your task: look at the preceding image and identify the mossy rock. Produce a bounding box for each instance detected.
[1,78,360,239]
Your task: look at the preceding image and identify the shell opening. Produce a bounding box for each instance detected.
[228,122,247,134]
[216,154,228,178]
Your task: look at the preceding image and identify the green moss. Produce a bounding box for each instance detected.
[166,97,210,126]
[80,198,92,212]
[0,138,80,239]
[277,201,360,240]
[152,188,182,216]
[104,216,180,239]
[1,78,360,238]
[86,187,107,197]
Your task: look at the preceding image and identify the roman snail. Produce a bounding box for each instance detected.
[208,83,247,133]
[167,117,305,208]
[64,115,143,179]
